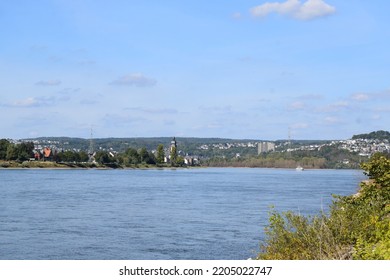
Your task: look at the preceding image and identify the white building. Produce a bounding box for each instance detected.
[258,142,275,154]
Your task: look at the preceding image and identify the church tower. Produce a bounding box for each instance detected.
[170,137,177,152]
[169,137,178,163]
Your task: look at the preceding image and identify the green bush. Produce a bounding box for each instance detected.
[258,153,390,260]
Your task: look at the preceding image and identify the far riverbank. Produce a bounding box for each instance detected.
[0,160,199,170]
[0,160,361,170]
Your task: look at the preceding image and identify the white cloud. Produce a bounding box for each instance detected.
[291,122,309,129]
[1,94,71,108]
[288,101,306,110]
[6,97,55,107]
[295,0,336,20]
[374,107,390,113]
[297,93,324,100]
[12,97,40,107]
[324,116,341,124]
[232,12,242,19]
[58,88,81,94]
[35,80,62,86]
[80,99,99,105]
[250,0,336,20]
[124,107,178,114]
[251,0,300,17]
[199,105,233,113]
[333,101,349,108]
[110,73,157,87]
[317,100,349,112]
[351,93,370,101]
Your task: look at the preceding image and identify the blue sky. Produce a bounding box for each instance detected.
[1,0,389,140]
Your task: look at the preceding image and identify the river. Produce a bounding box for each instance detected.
[0,168,365,259]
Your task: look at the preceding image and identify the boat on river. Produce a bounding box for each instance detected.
[296,165,304,171]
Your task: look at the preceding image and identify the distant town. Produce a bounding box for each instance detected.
[1,130,389,169]
[12,132,390,159]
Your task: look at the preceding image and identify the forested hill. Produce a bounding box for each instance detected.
[352,130,390,141]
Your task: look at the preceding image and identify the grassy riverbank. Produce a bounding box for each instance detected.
[0,160,194,169]
[0,160,69,169]
[0,160,113,169]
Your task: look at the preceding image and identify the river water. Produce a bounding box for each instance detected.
[0,168,365,259]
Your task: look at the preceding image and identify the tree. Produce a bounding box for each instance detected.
[147,152,156,165]
[57,151,75,162]
[176,156,185,166]
[139,147,149,163]
[6,144,18,161]
[126,148,140,164]
[156,144,165,164]
[18,142,34,156]
[78,151,89,162]
[95,151,112,164]
[10,142,35,161]
[0,139,10,160]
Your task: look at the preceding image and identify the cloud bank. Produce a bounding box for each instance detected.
[35,80,62,86]
[250,0,336,20]
[110,73,157,87]
[2,97,55,108]
[124,107,178,114]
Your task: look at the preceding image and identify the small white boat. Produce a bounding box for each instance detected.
[296,165,304,171]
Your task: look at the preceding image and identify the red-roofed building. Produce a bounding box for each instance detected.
[34,151,41,160]
[43,147,52,161]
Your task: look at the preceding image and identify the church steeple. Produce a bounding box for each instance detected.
[170,137,177,152]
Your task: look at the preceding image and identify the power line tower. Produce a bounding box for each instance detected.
[88,126,95,162]
[288,127,292,158]
[89,126,94,154]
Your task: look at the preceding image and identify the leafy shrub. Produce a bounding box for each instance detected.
[258,153,390,260]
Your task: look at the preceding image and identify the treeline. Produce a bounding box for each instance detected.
[0,139,187,168]
[258,153,390,260]
[54,151,89,163]
[0,139,34,161]
[56,145,186,168]
[205,156,326,169]
[352,130,390,141]
[88,148,158,167]
[112,145,186,167]
[204,146,366,169]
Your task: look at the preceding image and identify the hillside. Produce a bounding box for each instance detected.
[352,130,390,141]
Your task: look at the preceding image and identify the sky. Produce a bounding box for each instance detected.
[1,0,389,140]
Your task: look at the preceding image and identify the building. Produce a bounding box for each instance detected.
[165,137,178,163]
[184,156,200,166]
[258,142,275,154]
[170,137,177,153]
[184,156,193,166]
[43,147,52,161]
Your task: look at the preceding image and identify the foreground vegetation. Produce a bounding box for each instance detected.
[258,153,390,259]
